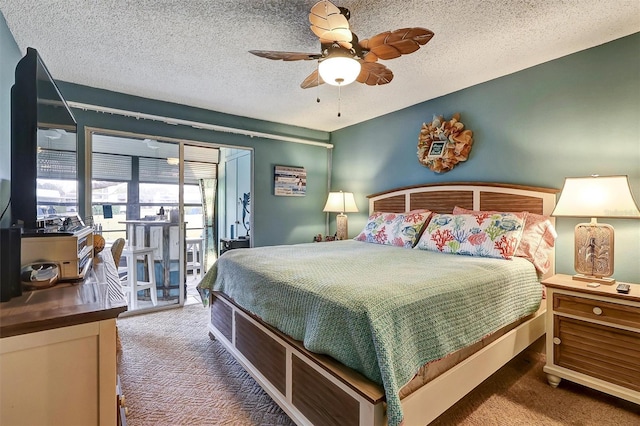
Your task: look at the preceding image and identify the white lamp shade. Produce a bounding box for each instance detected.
[318,56,361,86]
[323,191,358,213]
[552,175,640,219]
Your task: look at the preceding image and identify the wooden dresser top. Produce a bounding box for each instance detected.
[0,250,127,338]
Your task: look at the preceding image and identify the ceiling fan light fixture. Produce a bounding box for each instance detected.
[318,55,361,86]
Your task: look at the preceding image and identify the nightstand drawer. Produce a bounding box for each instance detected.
[554,316,640,392]
[553,293,640,329]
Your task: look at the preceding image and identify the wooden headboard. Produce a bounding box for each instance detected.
[368,182,558,216]
[368,182,560,278]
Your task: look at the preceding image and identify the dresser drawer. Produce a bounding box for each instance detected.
[553,293,640,329]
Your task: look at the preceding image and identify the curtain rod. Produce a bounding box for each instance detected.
[67,101,334,149]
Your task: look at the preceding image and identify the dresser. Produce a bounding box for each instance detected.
[542,274,640,404]
[0,250,128,425]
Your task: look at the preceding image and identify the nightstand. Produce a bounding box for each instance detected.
[220,237,250,255]
[541,274,640,404]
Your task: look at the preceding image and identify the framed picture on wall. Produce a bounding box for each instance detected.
[427,141,447,158]
[274,165,306,196]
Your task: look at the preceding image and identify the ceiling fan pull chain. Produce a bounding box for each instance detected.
[317,64,321,103]
[337,84,342,117]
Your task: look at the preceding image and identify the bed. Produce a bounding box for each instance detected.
[199,182,559,426]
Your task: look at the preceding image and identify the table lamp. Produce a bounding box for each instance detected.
[552,175,640,284]
[323,191,358,240]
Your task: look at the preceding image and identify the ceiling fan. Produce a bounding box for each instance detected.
[249,0,434,89]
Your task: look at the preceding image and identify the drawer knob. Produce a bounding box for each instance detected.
[593,307,603,315]
[553,337,561,345]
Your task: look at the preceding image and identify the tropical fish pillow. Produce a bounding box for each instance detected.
[354,210,432,248]
[414,212,526,259]
[453,206,557,273]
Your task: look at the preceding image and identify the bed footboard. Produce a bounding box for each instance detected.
[209,292,546,426]
[209,293,386,426]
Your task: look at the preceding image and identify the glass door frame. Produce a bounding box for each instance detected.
[84,128,214,314]
[83,127,253,314]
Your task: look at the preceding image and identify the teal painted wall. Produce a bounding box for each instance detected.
[331,33,640,283]
[0,12,21,227]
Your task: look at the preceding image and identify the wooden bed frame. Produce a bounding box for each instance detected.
[208,182,559,426]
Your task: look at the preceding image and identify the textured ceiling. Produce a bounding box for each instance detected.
[1,1,639,132]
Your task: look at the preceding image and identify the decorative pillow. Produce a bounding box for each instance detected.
[354,210,432,248]
[453,207,557,273]
[414,212,526,259]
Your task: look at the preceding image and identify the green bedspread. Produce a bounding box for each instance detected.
[198,240,542,426]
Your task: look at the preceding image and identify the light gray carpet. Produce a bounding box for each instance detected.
[117,304,294,425]
[117,304,640,425]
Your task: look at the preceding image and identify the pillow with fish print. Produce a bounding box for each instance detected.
[354,210,432,248]
[453,206,557,273]
[414,212,526,259]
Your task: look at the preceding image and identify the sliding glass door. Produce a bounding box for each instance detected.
[90,134,179,312]
[87,130,251,313]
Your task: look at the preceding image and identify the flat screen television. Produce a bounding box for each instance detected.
[11,47,77,230]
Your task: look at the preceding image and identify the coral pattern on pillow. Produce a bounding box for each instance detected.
[354,210,432,248]
[415,213,526,259]
[453,207,557,273]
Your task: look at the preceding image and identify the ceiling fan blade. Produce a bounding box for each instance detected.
[300,69,325,89]
[359,28,434,62]
[356,62,394,86]
[249,50,321,61]
[309,1,352,43]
